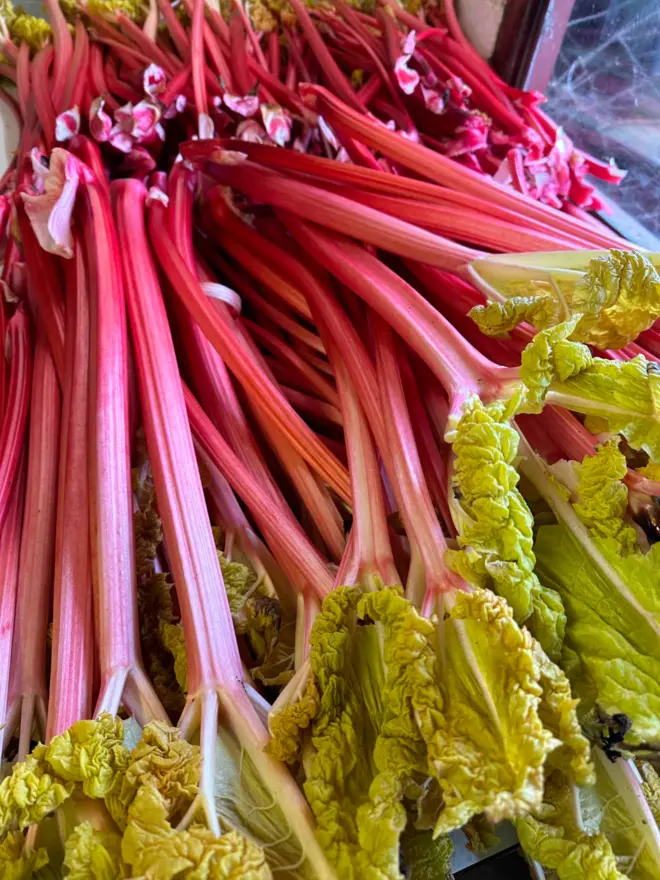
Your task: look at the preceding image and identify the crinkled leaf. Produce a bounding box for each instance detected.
[159,621,188,694]
[573,441,638,554]
[534,643,594,783]
[134,465,185,715]
[0,745,74,834]
[400,830,453,880]
[9,12,51,49]
[569,250,660,350]
[519,317,592,413]
[64,822,128,879]
[267,662,319,764]
[296,583,588,876]
[45,715,129,800]
[470,293,560,337]
[218,548,258,616]
[252,599,296,688]
[447,397,565,659]
[469,250,660,350]
[300,586,442,878]
[121,784,272,879]
[302,586,383,875]
[535,526,660,749]
[517,772,628,880]
[521,435,660,750]
[0,830,50,878]
[213,531,289,677]
[428,589,591,837]
[138,572,185,715]
[106,722,200,830]
[133,470,162,580]
[548,356,660,462]
[354,589,448,878]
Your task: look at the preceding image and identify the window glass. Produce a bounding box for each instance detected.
[545,0,660,246]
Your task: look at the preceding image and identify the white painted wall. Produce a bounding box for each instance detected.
[457,0,508,59]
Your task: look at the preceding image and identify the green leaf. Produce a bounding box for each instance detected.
[400,830,453,880]
[519,438,660,751]
[469,249,660,350]
[516,770,628,880]
[64,823,128,880]
[446,397,566,659]
[573,440,638,554]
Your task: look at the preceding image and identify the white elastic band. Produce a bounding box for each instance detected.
[201,281,242,315]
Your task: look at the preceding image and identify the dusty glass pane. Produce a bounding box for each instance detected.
[545,0,660,245]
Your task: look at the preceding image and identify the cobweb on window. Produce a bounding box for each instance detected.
[546,0,660,238]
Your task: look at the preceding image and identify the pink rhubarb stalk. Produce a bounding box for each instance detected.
[282,214,517,424]
[146,194,351,502]
[372,314,464,610]
[186,385,334,601]
[47,237,95,740]
[115,177,239,831]
[81,170,168,723]
[114,181,335,879]
[8,332,60,758]
[16,201,66,383]
[44,0,73,111]
[331,347,399,589]
[194,138,607,248]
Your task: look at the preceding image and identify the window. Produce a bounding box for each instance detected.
[544,0,660,247]
[479,0,660,247]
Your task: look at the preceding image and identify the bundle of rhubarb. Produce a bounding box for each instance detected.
[1,0,660,877]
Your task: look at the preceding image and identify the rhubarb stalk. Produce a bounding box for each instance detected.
[0,307,32,536]
[81,171,168,723]
[47,237,94,740]
[146,194,351,502]
[7,332,60,758]
[114,179,336,878]
[0,452,26,757]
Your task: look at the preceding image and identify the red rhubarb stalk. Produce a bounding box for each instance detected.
[0,453,26,757]
[331,347,398,588]
[115,177,238,832]
[8,332,60,758]
[16,200,66,382]
[244,319,339,407]
[206,160,479,271]
[47,238,95,740]
[44,0,73,111]
[61,19,90,113]
[115,182,335,878]
[288,0,366,112]
[304,84,629,250]
[146,195,351,502]
[205,200,389,451]
[0,308,32,536]
[231,321,347,563]
[31,46,56,149]
[157,0,190,59]
[186,385,334,600]
[199,138,607,248]
[372,314,463,610]
[283,215,516,423]
[81,172,168,723]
